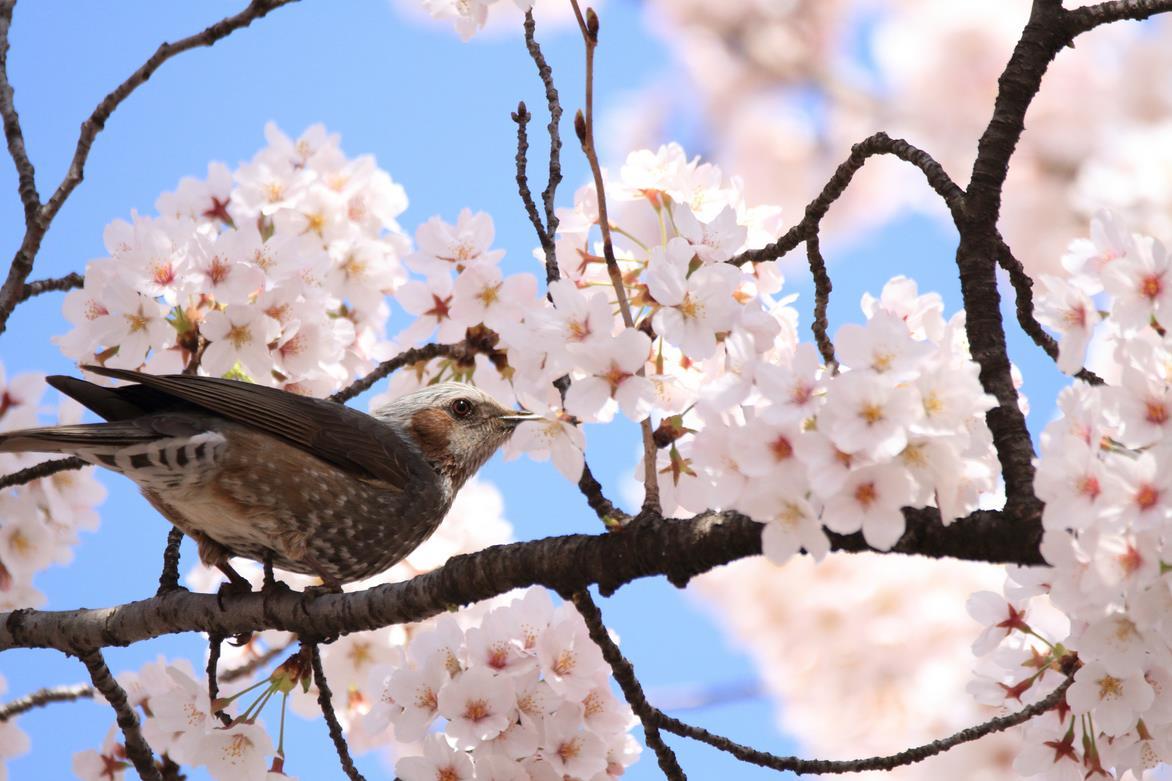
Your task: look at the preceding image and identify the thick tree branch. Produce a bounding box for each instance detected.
[78,648,163,781]
[0,0,38,225]
[0,505,1043,654]
[954,0,1071,515]
[658,676,1073,775]
[571,590,686,780]
[0,683,93,721]
[0,0,298,337]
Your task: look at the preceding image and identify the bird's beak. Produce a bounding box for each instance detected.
[497,411,543,429]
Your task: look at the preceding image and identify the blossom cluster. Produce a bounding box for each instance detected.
[384,143,1002,559]
[58,123,410,396]
[968,212,1172,778]
[373,589,640,781]
[0,365,106,612]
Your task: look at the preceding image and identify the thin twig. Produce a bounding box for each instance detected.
[0,456,86,490]
[522,8,563,280]
[569,0,660,515]
[658,676,1073,774]
[0,0,38,226]
[1066,0,1172,32]
[16,272,84,302]
[0,683,93,721]
[77,649,163,781]
[156,526,185,595]
[729,131,964,267]
[0,0,299,336]
[207,634,232,726]
[577,462,631,526]
[329,342,454,403]
[805,230,837,367]
[308,642,366,781]
[0,641,291,725]
[511,102,550,258]
[571,590,686,780]
[994,234,1104,385]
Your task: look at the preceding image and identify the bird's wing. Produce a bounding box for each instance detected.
[82,365,414,491]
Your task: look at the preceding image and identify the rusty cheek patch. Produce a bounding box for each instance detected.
[409,408,455,463]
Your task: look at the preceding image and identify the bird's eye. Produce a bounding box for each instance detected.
[450,398,474,418]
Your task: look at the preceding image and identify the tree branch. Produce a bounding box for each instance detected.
[0,0,299,337]
[954,0,1071,516]
[657,676,1073,775]
[511,101,550,259]
[17,272,83,302]
[0,456,86,490]
[78,648,163,781]
[0,0,38,226]
[0,505,1044,654]
[0,683,92,721]
[309,643,366,781]
[994,234,1104,386]
[0,640,289,724]
[1066,0,1172,32]
[207,634,232,726]
[522,8,563,280]
[728,131,965,267]
[571,590,686,780]
[156,526,185,595]
[569,0,660,516]
[329,342,455,403]
[805,229,836,367]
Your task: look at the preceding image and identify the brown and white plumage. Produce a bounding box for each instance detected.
[0,366,531,586]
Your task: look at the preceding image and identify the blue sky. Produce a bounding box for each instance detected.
[0,2,1068,779]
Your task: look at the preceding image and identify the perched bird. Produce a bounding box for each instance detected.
[0,366,536,589]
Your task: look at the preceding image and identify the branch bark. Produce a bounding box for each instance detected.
[0,505,1043,654]
[78,648,163,781]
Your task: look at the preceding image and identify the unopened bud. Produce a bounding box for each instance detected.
[574,110,587,144]
[585,8,599,40]
[512,100,529,123]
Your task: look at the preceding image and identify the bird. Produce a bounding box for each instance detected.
[0,365,537,590]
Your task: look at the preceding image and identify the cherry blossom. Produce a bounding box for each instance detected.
[564,328,655,422]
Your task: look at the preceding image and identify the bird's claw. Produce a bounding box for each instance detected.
[215,577,254,610]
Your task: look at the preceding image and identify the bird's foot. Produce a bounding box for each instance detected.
[215,564,254,610]
[215,579,253,610]
[261,552,293,596]
[301,579,344,597]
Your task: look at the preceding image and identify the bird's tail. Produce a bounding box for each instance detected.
[0,422,156,456]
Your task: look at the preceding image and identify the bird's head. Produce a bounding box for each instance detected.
[371,382,537,489]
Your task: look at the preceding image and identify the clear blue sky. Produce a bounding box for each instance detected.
[0,2,1067,779]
